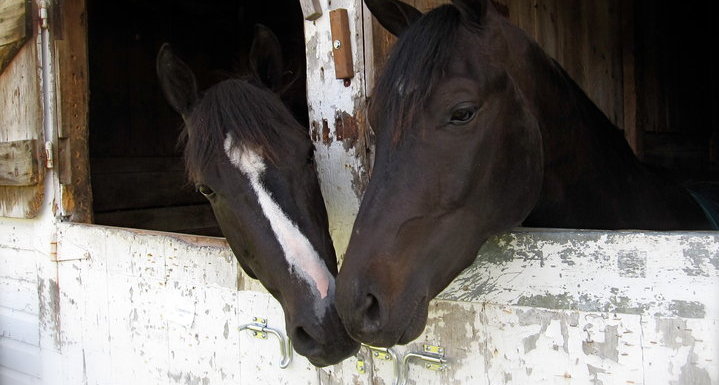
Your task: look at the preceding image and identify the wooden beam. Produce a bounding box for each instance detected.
[0,0,31,73]
[0,0,27,46]
[0,139,39,186]
[330,9,354,79]
[54,0,93,222]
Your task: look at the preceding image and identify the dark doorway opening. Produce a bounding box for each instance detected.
[87,0,307,235]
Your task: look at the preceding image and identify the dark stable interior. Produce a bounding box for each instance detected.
[86,1,717,235]
[633,1,718,182]
[87,0,307,236]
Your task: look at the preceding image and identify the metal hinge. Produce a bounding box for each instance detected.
[39,1,49,29]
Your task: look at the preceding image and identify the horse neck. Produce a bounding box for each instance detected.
[499,21,707,229]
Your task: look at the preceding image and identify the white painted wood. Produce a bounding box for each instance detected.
[3,221,719,385]
[0,338,41,378]
[0,277,38,315]
[305,0,370,260]
[0,308,39,346]
[439,230,719,320]
[299,0,323,20]
[0,365,39,385]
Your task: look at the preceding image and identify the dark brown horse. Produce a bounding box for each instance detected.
[156,26,358,365]
[336,0,713,347]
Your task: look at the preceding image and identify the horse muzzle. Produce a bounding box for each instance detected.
[336,270,430,347]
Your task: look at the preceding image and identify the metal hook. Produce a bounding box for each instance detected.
[239,317,293,368]
[363,344,400,385]
[399,344,448,385]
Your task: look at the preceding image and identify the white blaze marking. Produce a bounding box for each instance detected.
[224,134,332,302]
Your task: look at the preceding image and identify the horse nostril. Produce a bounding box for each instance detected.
[362,293,381,328]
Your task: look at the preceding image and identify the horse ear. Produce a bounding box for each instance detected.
[156,43,198,118]
[249,24,284,92]
[365,0,422,37]
[451,0,489,24]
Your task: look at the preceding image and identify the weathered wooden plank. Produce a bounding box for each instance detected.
[54,0,92,223]
[0,276,38,315]
[330,9,354,79]
[0,13,43,218]
[0,338,40,378]
[439,229,719,319]
[299,0,322,20]
[0,139,38,186]
[0,307,39,346]
[0,0,27,46]
[0,0,30,75]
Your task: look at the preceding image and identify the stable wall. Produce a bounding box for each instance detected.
[3,220,717,385]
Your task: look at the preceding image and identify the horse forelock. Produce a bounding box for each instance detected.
[371,4,478,144]
[180,78,304,183]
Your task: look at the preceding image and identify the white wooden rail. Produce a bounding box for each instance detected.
[13,222,710,385]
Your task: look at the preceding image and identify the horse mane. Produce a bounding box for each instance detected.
[370,5,466,143]
[180,78,305,182]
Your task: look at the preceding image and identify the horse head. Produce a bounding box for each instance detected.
[336,0,543,347]
[157,25,359,365]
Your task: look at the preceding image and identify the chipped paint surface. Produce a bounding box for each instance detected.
[304,0,372,259]
[2,223,719,384]
[440,229,719,320]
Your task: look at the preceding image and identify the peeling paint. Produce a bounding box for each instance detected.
[617,251,646,278]
[38,277,62,349]
[322,119,331,145]
[582,325,619,362]
[586,364,606,385]
[667,300,706,318]
[677,350,712,385]
[334,110,359,149]
[655,318,695,349]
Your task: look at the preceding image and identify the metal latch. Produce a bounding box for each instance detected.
[400,344,449,385]
[238,317,293,369]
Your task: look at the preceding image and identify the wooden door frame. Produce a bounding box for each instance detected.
[53,0,93,223]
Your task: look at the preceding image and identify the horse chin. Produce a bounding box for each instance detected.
[304,340,361,367]
[397,300,429,345]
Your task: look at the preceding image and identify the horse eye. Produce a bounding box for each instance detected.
[197,184,214,197]
[449,104,479,125]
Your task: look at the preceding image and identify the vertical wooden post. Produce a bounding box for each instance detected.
[330,9,354,79]
[54,0,93,222]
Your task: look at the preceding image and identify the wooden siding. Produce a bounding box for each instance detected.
[2,222,715,384]
[0,1,45,218]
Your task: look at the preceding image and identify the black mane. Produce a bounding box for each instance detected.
[181,78,304,182]
[370,5,466,143]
